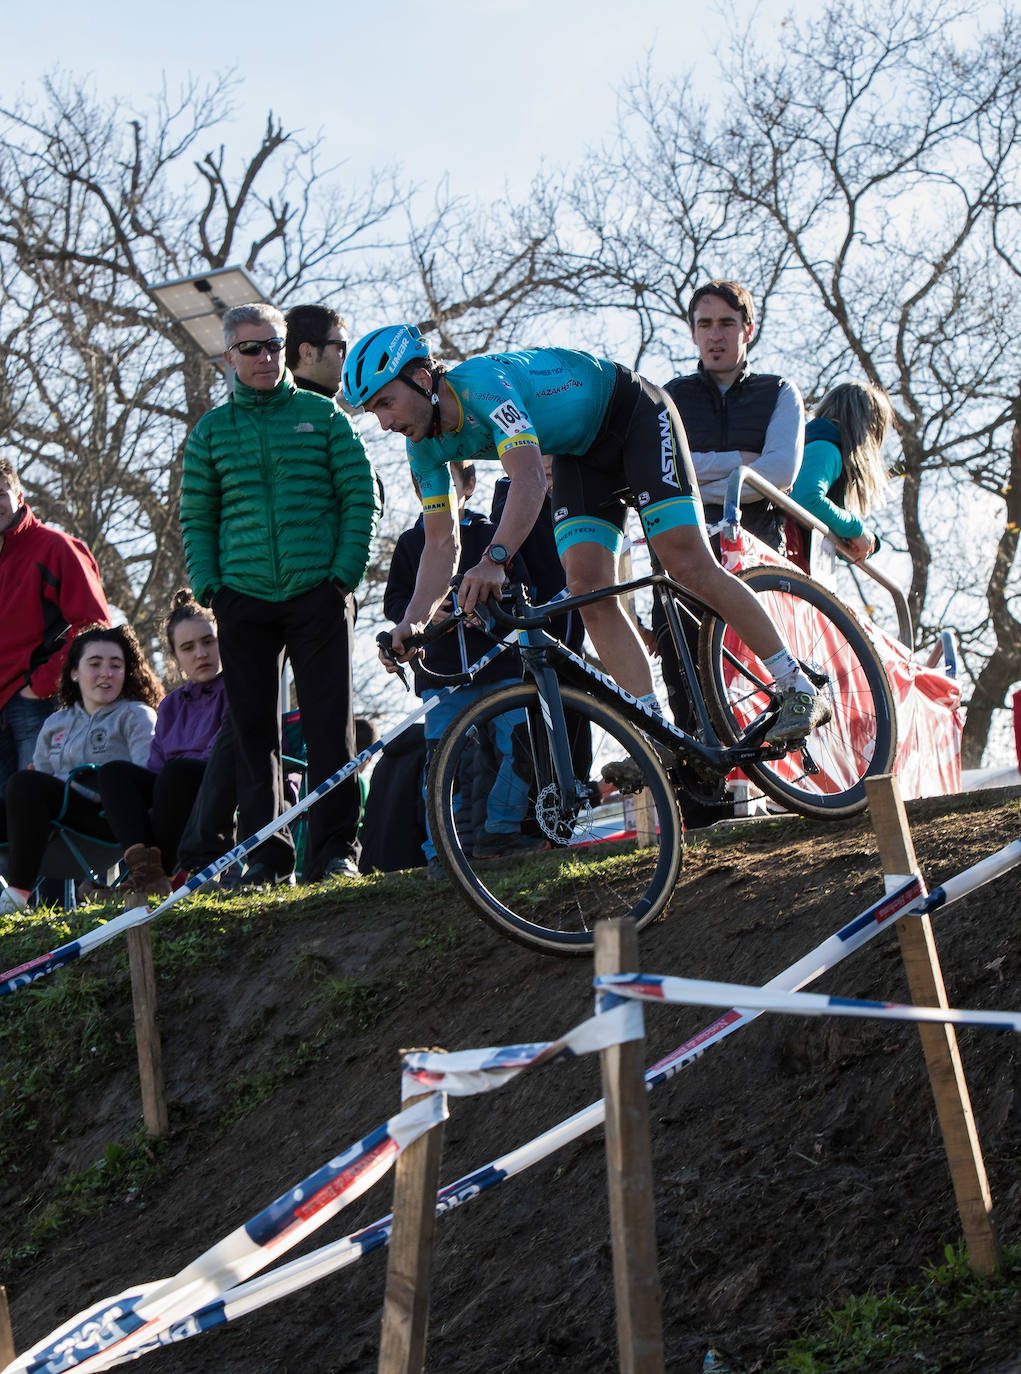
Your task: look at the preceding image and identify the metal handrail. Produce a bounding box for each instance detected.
[723,466,913,648]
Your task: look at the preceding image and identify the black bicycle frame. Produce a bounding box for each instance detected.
[461,573,789,815]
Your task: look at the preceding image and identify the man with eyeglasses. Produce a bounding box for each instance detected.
[180,302,379,887]
[284,304,348,400]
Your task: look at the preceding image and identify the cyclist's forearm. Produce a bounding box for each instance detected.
[404,538,458,625]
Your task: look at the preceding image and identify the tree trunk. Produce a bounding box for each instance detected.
[962,404,1021,767]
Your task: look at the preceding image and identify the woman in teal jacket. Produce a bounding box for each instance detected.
[788,381,894,571]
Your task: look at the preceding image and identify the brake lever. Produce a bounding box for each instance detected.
[376,631,410,692]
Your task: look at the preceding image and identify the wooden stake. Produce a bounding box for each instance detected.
[633,787,657,848]
[865,774,1000,1274]
[0,1284,14,1366]
[596,919,665,1374]
[126,923,168,1138]
[377,1073,446,1374]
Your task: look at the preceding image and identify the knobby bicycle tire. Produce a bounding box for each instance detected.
[697,567,898,818]
[427,682,683,955]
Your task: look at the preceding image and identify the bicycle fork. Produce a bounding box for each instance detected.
[520,652,586,838]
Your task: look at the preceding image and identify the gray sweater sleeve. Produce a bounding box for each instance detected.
[692,380,805,504]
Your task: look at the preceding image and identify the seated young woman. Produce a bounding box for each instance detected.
[787,380,894,572]
[0,623,161,914]
[98,590,228,906]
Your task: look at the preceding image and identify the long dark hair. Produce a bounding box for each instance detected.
[59,623,163,710]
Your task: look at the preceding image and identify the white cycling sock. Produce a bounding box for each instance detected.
[763,649,815,696]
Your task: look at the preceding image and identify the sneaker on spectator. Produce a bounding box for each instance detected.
[426,856,447,883]
[0,880,28,915]
[219,862,295,892]
[473,829,549,859]
[322,855,360,881]
[186,862,240,892]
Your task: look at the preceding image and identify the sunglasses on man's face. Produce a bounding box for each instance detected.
[229,337,286,357]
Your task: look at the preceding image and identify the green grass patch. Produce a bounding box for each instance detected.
[3,1125,168,1264]
[305,971,382,1033]
[765,1242,1021,1372]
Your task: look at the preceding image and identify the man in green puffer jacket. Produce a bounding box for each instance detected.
[179,302,380,885]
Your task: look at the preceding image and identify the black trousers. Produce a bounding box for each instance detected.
[2,770,113,889]
[212,581,359,880]
[177,712,238,873]
[98,758,207,871]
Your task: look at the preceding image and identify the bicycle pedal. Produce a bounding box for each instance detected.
[600,759,645,795]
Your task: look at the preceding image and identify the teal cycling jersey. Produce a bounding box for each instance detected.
[408,349,616,511]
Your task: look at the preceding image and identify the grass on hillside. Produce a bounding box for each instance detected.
[5,824,1021,1367]
[763,1243,1021,1373]
[0,867,463,1262]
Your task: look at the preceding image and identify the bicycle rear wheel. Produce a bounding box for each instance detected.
[427,683,683,955]
[697,567,897,818]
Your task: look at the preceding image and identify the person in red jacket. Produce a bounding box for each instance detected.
[0,456,109,789]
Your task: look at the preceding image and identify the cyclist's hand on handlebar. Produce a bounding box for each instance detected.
[457,558,506,618]
[381,618,425,668]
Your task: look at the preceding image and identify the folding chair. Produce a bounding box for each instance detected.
[0,766,125,912]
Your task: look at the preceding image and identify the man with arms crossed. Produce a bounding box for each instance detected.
[180,304,379,885]
[665,279,804,552]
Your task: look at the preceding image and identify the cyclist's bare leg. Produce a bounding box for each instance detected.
[648,525,785,659]
[649,524,832,742]
[560,542,655,699]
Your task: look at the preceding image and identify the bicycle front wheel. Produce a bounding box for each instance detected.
[698,567,898,818]
[427,683,683,956]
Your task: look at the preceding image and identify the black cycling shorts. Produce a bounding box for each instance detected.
[551,365,704,556]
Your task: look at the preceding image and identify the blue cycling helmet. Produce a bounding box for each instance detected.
[342,324,432,408]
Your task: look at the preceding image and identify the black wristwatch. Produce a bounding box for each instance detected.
[484,543,509,566]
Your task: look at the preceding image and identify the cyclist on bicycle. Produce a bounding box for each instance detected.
[342,326,830,746]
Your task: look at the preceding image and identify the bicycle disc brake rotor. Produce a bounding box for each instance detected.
[534,782,583,843]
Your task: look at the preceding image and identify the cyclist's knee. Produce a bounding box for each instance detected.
[654,531,718,586]
[562,550,614,599]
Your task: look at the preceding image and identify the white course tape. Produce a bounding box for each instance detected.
[598,973,1021,1034]
[6,1095,447,1374]
[401,1002,643,1098]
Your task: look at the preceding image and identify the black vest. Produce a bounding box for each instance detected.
[665,365,783,453]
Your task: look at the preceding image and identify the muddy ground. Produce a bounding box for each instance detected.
[2,790,1021,1373]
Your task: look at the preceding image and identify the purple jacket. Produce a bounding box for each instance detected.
[148,675,228,771]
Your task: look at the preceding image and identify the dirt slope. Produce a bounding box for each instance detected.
[3,791,1021,1373]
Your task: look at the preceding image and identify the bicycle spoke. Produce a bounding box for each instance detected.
[427,684,682,955]
[698,569,897,817]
